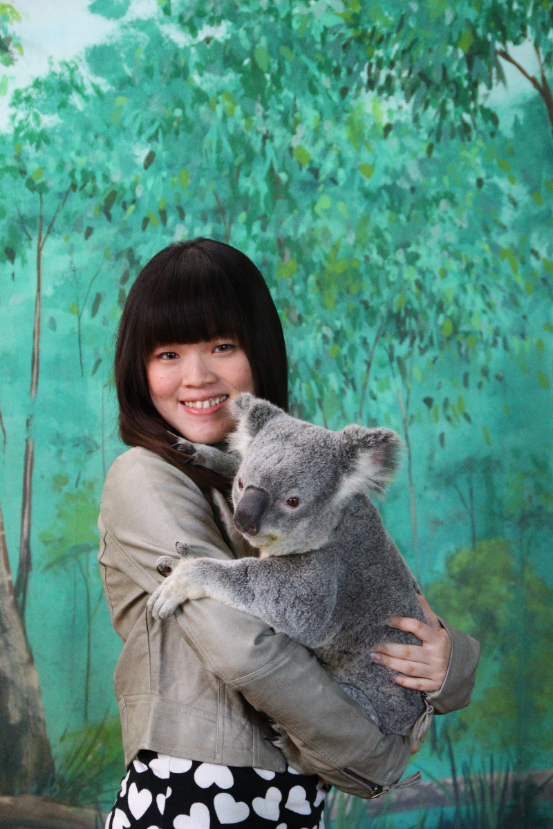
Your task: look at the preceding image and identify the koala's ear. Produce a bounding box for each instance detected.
[229,393,282,456]
[337,425,402,499]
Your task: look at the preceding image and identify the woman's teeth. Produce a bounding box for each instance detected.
[182,395,228,409]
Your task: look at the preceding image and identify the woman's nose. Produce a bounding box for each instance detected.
[180,352,216,387]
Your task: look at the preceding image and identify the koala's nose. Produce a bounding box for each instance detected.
[234,486,269,535]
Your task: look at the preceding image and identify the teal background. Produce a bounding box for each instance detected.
[0,1,552,825]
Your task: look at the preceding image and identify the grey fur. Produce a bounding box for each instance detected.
[150,394,428,758]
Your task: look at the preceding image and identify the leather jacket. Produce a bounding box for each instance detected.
[98,447,480,798]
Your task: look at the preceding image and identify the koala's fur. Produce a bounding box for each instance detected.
[149,394,431,769]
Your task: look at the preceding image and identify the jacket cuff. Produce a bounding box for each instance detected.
[425,617,481,714]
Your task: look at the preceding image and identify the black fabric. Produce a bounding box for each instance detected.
[106,750,326,829]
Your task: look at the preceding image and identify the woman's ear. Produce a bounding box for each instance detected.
[229,393,282,456]
[336,425,402,500]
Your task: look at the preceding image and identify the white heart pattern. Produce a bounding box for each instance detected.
[252,786,282,821]
[174,802,211,829]
[128,782,153,820]
[213,793,250,824]
[156,786,172,816]
[314,788,326,807]
[276,824,287,829]
[149,755,171,779]
[287,766,300,775]
[111,809,130,829]
[133,758,148,773]
[170,757,193,774]
[284,785,312,815]
[119,771,130,799]
[194,763,234,790]
[253,768,276,780]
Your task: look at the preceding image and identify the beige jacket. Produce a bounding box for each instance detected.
[98,447,480,798]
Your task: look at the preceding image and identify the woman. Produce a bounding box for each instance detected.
[99,238,480,829]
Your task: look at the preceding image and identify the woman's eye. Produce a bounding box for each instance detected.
[158,351,178,360]
[213,343,235,353]
[286,497,300,508]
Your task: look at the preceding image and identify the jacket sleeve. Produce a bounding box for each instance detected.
[425,619,480,715]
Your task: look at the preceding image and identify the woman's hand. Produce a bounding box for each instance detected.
[370,595,451,693]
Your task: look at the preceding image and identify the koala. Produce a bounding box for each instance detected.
[148,393,433,771]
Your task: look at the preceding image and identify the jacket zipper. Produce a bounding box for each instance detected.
[342,767,385,798]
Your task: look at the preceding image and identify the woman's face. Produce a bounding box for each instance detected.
[147,338,255,445]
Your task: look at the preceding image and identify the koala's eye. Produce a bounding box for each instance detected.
[237,478,244,491]
[286,497,300,508]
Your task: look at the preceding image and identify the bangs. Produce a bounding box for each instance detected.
[138,244,250,356]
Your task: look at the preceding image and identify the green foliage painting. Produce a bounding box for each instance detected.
[0,0,552,825]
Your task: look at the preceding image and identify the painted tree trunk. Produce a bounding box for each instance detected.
[0,501,54,794]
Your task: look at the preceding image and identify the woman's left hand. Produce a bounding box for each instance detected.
[370,595,452,693]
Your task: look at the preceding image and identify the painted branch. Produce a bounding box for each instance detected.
[496,47,553,138]
[213,190,229,240]
[396,387,420,584]
[0,504,54,794]
[16,206,32,242]
[538,65,553,138]
[365,768,553,816]
[0,402,6,451]
[0,501,14,597]
[496,49,542,94]
[0,796,101,829]
[14,423,34,615]
[30,205,43,399]
[357,322,384,424]
[41,183,73,251]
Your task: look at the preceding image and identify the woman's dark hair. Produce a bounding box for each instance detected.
[115,238,288,492]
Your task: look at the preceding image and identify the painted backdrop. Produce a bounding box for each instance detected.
[1,1,552,827]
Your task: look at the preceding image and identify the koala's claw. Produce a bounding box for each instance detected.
[148,582,183,619]
[156,544,190,578]
[148,559,206,620]
[156,555,177,577]
[174,438,203,460]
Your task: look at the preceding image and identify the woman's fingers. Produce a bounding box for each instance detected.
[386,613,437,642]
[392,674,443,692]
[370,649,435,678]
[370,648,446,690]
[371,642,433,665]
[370,596,452,691]
[417,594,441,629]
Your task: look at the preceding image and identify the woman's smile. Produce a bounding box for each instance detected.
[181,394,229,411]
[146,340,255,444]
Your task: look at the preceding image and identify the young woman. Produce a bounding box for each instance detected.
[99,238,480,829]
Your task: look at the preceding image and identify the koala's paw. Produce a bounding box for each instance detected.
[270,725,316,776]
[173,437,206,463]
[156,543,190,577]
[156,555,177,577]
[148,560,206,619]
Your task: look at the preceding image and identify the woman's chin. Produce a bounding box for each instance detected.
[177,413,232,445]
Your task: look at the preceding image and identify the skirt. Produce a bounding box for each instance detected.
[106,750,326,829]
